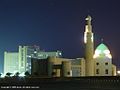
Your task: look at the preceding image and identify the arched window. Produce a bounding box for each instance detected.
[105,69,108,74]
[96,69,99,74]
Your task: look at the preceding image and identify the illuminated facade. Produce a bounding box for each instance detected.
[37,51,62,59]
[71,58,85,77]
[18,45,40,73]
[94,43,113,76]
[4,45,62,74]
[112,64,117,76]
[84,15,116,76]
[4,52,19,74]
[18,46,62,74]
[31,57,85,77]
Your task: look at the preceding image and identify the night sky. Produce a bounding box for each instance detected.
[0,0,120,73]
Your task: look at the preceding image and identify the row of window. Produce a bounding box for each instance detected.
[96,69,108,74]
[96,62,108,65]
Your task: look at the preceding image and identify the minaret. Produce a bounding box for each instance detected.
[84,15,94,76]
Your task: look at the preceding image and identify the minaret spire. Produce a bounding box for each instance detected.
[85,15,92,32]
[86,15,92,25]
[84,15,94,76]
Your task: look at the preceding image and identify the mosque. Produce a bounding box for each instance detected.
[4,15,116,77]
[31,15,116,77]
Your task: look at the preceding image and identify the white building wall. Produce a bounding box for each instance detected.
[80,58,85,76]
[112,64,117,76]
[94,43,113,76]
[71,58,85,77]
[18,46,26,73]
[94,57,112,76]
[4,52,19,74]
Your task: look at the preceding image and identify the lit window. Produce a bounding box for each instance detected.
[95,50,101,55]
[39,54,43,57]
[103,50,110,54]
[34,51,37,53]
[59,52,62,56]
[106,54,112,59]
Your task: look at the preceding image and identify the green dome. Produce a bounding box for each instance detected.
[94,43,112,59]
[96,43,109,51]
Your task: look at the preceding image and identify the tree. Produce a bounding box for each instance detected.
[0,73,2,78]
[24,71,30,77]
[14,72,20,77]
[6,72,12,77]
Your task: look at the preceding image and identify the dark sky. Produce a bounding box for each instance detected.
[0,0,120,73]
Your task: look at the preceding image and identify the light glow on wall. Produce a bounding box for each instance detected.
[94,43,112,59]
[117,70,120,74]
[84,32,87,43]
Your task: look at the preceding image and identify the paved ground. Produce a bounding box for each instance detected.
[0,76,120,90]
